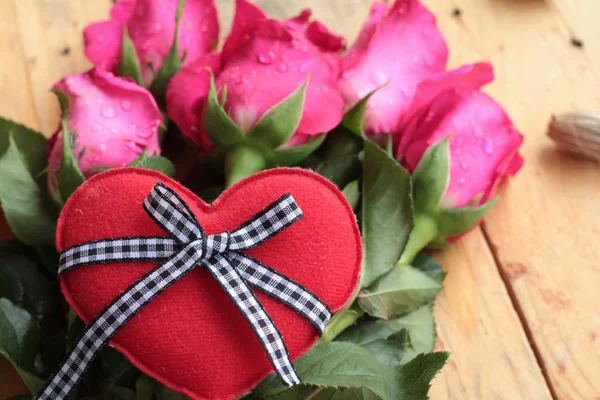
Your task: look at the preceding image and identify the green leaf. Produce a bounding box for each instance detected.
[342,86,384,137]
[336,322,408,366]
[411,138,450,214]
[249,80,308,149]
[253,342,387,399]
[0,240,64,373]
[58,127,86,202]
[135,375,155,400]
[149,0,185,106]
[1,355,45,395]
[119,28,143,86]
[128,154,175,177]
[412,253,446,283]
[156,383,187,399]
[435,197,498,241]
[381,304,436,364]
[390,352,449,399]
[0,136,56,245]
[342,180,360,211]
[361,140,414,287]
[306,127,362,188]
[267,134,326,167]
[0,298,40,374]
[203,74,245,149]
[358,264,442,319]
[0,118,47,181]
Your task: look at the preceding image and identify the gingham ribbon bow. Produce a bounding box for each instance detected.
[37,183,332,400]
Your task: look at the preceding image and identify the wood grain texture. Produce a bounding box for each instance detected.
[3,0,597,399]
[426,0,600,398]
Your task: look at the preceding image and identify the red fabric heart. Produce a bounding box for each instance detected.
[57,167,361,400]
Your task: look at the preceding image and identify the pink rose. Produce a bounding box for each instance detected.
[397,88,524,209]
[339,0,495,138]
[84,0,218,85]
[47,68,163,197]
[166,0,345,149]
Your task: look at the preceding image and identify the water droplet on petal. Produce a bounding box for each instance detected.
[121,100,132,111]
[201,23,208,33]
[370,71,387,85]
[299,62,310,73]
[99,143,107,153]
[97,98,104,105]
[101,106,116,119]
[276,63,288,73]
[425,111,436,122]
[257,51,275,64]
[460,161,467,170]
[396,2,408,14]
[149,23,162,34]
[93,124,102,132]
[357,88,369,99]
[483,138,494,154]
[342,68,355,79]
[459,177,466,184]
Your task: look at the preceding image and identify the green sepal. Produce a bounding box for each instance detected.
[128,150,176,177]
[358,264,442,319]
[149,0,185,106]
[266,134,326,167]
[203,74,245,149]
[119,28,143,86]
[412,137,450,213]
[342,85,385,137]
[435,197,498,243]
[58,121,86,203]
[249,80,308,149]
[50,89,71,117]
[361,140,414,287]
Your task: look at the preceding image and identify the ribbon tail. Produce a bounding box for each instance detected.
[204,255,300,387]
[36,242,202,400]
[227,253,331,334]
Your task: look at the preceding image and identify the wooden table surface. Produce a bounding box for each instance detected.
[1,0,599,399]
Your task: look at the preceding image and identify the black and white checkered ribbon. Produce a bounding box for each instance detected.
[36,183,331,400]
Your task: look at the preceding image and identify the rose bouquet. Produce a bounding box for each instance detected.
[0,0,523,399]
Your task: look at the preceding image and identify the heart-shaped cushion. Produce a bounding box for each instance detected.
[58,167,361,400]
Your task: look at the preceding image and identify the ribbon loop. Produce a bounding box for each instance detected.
[37,183,331,400]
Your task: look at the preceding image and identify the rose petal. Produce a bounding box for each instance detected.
[399,89,524,208]
[221,0,267,64]
[83,0,135,73]
[48,68,163,178]
[217,20,344,136]
[128,0,219,82]
[397,62,495,153]
[166,53,222,150]
[339,0,448,134]
[305,21,346,52]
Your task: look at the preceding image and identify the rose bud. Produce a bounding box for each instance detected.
[84,0,218,86]
[339,0,494,140]
[166,0,345,186]
[396,88,524,262]
[47,68,163,203]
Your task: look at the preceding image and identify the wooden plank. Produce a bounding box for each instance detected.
[429,231,552,399]
[429,0,600,397]
[0,0,553,399]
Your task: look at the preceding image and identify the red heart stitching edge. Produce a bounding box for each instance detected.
[58,167,361,400]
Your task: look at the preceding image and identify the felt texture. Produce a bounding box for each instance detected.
[57,167,361,400]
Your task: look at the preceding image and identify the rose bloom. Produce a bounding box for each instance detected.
[84,0,219,85]
[397,87,524,210]
[47,68,163,200]
[166,0,345,150]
